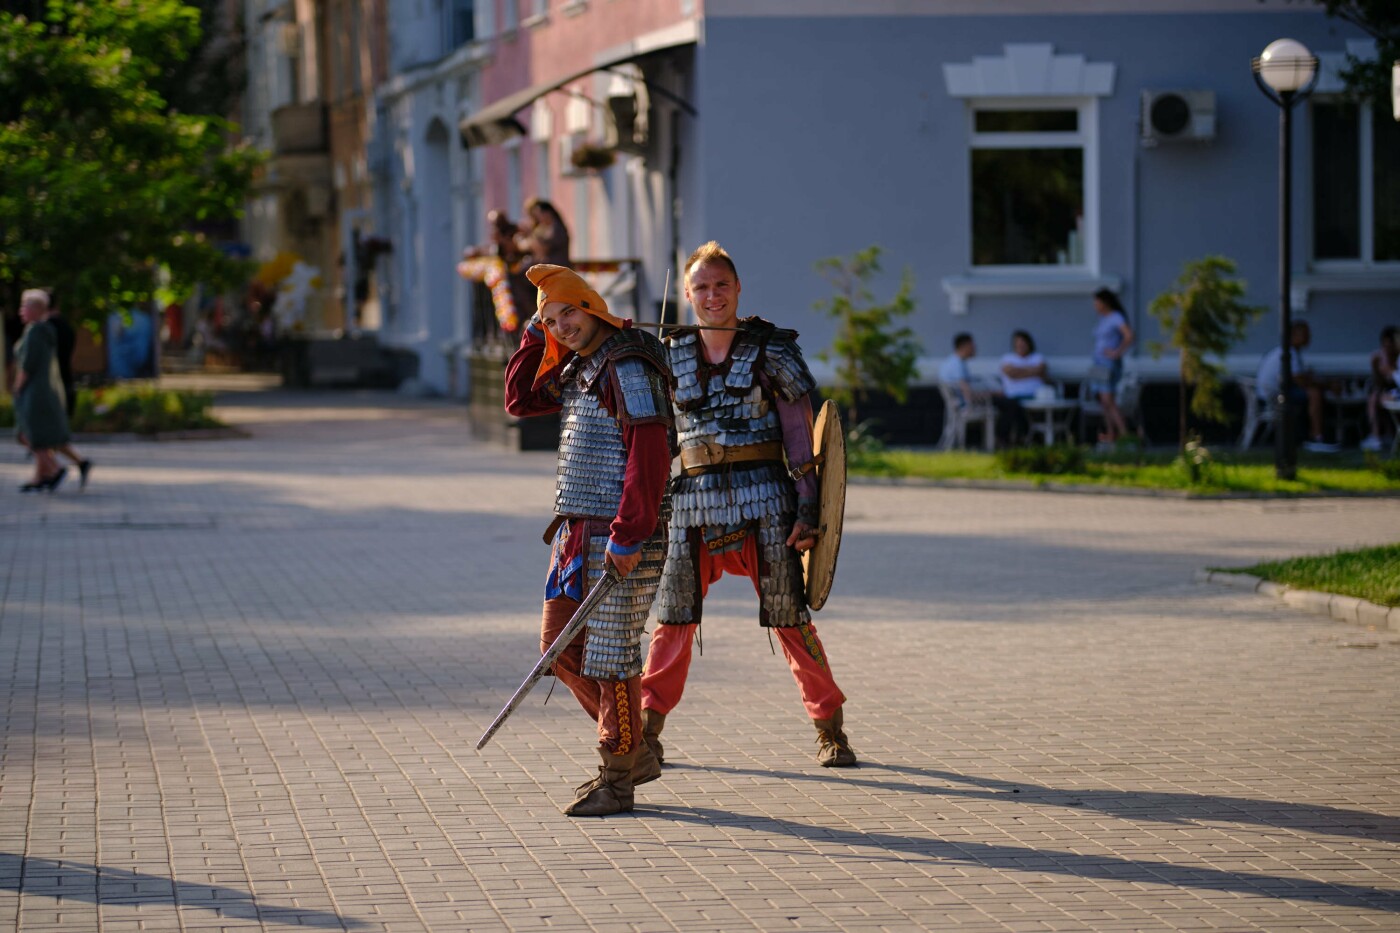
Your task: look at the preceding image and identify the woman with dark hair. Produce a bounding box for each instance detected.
[1088,288,1133,443]
[997,329,1048,445]
[518,198,571,269]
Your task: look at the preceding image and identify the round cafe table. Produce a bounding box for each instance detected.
[1021,398,1080,446]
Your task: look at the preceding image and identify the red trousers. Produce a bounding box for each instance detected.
[541,597,641,755]
[640,534,847,721]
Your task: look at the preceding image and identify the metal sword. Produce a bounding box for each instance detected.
[476,564,622,751]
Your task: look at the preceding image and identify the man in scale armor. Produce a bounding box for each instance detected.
[505,264,674,815]
[641,241,857,768]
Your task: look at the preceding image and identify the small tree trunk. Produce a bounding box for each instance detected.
[1178,369,1189,451]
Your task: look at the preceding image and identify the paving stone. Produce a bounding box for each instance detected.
[0,383,1397,932]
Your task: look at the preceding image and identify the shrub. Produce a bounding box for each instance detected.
[1174,435,1221,486]
[1,385,222,434]
[996,444,1086,475]
[1365,452,1400,481]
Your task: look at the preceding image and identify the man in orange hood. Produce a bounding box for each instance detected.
[503,264,674,815]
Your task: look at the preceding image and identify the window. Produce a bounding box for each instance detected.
[506,141,523,221]
[503,0,518,31]
[532,0,548,16]
[1312,99,1400,265]
[969,101,1094,268]
[443,0,475,49]
[536,140,551,201]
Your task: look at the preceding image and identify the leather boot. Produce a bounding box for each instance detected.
[641,708,666,766]
[563,748,636,816]
[813,707,857,767]
[631,737,662,785]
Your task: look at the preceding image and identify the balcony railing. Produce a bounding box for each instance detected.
[271,103,328,155]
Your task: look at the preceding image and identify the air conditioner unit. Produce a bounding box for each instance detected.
[1141,89,1215,144]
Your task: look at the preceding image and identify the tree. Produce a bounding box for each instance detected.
[812,246,921,428]
[0,0,261,322]
[1273,0,1400,105]
[1148,256,1266,448]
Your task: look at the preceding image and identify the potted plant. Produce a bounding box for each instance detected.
[569,143,616,171]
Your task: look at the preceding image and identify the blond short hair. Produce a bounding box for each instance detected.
[20,288,50,310]
[684,241,738,282]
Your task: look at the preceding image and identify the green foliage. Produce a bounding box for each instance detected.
[0,1,262,321]
[0,384,223,433]
[995,443,1086,475]
[1285,0,1400,106]
[813,246,921,426]
[848,447,1400,494]
[1174,435,1222,487]
[1149,255,1265,431]
[1231,542,1400,607]
[1364,452,1400,480]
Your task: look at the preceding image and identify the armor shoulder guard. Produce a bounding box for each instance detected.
[590,329,672,427]
[608,355,673,427]
[753,319,816,403]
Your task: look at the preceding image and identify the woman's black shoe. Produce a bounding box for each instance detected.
[78,460,93,489]
[42,468,67,492]
[20,481,43,493]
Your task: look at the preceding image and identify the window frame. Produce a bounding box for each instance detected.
[1309,94,1400,272]
[965,96,1099,276]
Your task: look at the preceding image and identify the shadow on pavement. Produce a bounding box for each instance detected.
[686,762,1400,845]
[641,801,1400,913]
[0,854,365,929]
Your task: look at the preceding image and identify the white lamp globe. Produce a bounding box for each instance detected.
[1258,38,1317,93]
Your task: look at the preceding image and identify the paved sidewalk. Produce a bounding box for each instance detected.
[1,384,1398,932]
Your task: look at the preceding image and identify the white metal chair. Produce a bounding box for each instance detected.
[937,382,996,451]
[1079,373,1147,443]
[1236,375,1275,449]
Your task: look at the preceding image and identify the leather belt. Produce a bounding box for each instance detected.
[680,440,785,474]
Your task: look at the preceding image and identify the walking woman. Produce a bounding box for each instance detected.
[1088,287,1133,444]
[14,289,78,492]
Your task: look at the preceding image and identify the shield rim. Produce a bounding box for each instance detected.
[802,400,846,611]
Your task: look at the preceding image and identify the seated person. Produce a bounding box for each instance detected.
[940,332,1009,445]
[1362,325,1398,452]
[939,332,988,408]
[1256,320,1336,453]
[996,329,1047,445]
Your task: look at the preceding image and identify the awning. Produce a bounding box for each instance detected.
[458,29,696,148]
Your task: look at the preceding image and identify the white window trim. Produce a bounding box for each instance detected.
[1309,94,1400,274]
[963,96,1100,273]
[940,43,1116,314]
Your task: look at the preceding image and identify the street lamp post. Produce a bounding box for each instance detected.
[1252,38,1319,481]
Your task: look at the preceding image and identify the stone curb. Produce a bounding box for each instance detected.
[71,426,250,444]
[1194,569,1400,632]
[850,475,1400,500]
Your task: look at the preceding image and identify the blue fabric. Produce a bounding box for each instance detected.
[1092,311,1127,362]
[606,538,641,556]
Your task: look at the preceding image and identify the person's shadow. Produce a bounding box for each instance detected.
[643,762,1400,913]
[0,853,364,929]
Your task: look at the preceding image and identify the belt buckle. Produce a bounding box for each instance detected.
[701,438,726,465]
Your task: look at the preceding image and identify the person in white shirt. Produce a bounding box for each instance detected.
[994,330,1047,446]
[1256,320,1336,453]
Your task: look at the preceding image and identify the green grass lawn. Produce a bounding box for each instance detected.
[849,446,1400,495]
[1217,544,1400,607]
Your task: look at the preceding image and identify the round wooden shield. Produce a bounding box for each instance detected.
[802,400,847,611]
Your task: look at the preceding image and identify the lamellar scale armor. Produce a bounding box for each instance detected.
[653,318,817,628]
[554,328,673,680]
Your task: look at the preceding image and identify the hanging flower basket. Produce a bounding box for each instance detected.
[570,143,616,171]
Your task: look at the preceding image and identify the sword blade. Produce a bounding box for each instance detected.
[476,565,621,751]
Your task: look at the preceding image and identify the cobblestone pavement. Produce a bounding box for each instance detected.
[2,383,1398,932]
